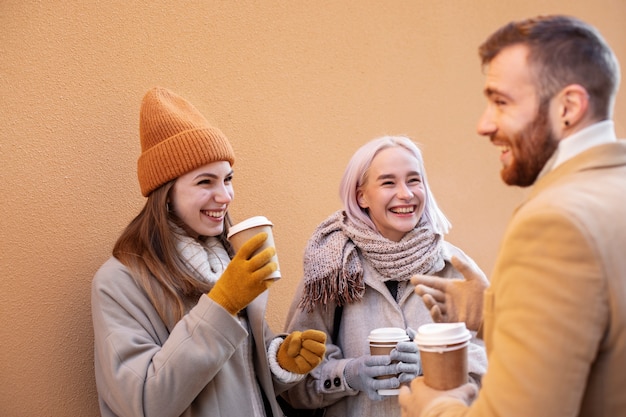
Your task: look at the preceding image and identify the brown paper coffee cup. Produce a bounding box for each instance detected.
[367,327,409,395]
[414,323,470,390]
[227,216,280,280]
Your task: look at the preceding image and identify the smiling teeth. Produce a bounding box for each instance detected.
[203,210,225,218]
[392,207,414,214]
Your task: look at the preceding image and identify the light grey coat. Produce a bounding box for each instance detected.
[283,241,487,417]
[92,257,290,417]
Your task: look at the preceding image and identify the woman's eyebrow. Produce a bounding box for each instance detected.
[376,171,420,181]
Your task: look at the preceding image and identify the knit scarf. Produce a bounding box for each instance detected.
[174,229,231,285]
[299,210,445,312]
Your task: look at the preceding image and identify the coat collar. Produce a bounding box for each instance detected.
[527,140,626,204]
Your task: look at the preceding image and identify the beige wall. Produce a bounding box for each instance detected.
[1,1,624,416]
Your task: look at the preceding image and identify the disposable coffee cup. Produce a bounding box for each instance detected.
[367,327,410,395]
[414,323,471,390]
[227,216,280,280]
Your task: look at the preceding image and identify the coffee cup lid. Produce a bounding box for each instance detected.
[227,216,273,238]
[367,327,410,342]
[414,323,471,346]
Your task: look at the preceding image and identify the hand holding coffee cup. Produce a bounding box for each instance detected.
[390,340,421,385]
[227,216,281,280]
[367,327,413,396]
[208,232,277,315]
[343,354,399,401]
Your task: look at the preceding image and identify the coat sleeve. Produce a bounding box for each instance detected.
[91,258,248,417]
[245,289,305,399]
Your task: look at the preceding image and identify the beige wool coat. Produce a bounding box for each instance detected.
[424,141,626,416]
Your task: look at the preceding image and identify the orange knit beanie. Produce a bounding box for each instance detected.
[137,86,235,196]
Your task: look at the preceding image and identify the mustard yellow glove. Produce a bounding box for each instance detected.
[208,232,277,315]
[277,330,327,374]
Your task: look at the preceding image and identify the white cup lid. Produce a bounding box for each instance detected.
[414,323,471,346]
[227,216,273,238]
[367,327,409,342]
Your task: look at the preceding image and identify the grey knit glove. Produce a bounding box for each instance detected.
[344,355,399,401]
[391,341,421,383]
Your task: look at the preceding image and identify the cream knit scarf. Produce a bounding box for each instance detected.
[174,228,231,285]
[299,210,444,312]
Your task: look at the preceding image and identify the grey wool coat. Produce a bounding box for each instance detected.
[282,241,487,417]
[92,257,292,417]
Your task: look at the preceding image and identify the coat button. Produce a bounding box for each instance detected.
[333,377,341,387]
[324,379,331,389]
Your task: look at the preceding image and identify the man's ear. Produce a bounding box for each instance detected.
[558,84,589,129]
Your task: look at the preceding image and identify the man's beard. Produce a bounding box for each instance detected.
[500,101,560,187]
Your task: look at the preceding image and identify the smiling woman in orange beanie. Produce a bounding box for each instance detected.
[91,86,326,417]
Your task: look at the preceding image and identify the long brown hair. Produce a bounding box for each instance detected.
[113,181,234,328]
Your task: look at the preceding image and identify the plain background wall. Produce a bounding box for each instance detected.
[1,1,624,416]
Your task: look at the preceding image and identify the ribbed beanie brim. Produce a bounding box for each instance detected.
[137,87,235,196]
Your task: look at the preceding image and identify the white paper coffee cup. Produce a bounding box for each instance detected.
[227,216,280,280]
[414,323,471,390]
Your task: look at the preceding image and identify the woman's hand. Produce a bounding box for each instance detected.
[208,232,277,314]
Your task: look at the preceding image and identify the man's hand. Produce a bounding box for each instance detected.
[398,377,478,417]
[410,255,488,331]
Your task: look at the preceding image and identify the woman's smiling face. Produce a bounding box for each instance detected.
[356,146,425,241]
[170,161,234,237]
